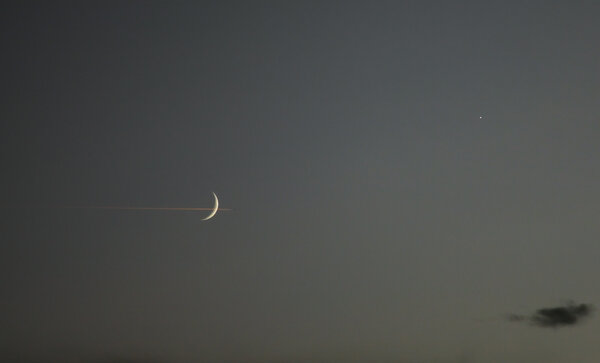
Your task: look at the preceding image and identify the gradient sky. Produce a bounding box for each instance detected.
[1,1,600,362]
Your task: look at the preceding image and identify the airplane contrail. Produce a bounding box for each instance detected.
[52,193,231,213]
[54,206,231,211]
[1,194,230,219]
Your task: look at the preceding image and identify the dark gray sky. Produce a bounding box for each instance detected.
[1,1,600,362]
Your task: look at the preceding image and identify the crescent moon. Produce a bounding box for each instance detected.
[202,192,219,221]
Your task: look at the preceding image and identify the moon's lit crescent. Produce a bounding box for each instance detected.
[202,192,219,221]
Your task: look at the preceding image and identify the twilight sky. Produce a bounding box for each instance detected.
[1,1,600,362]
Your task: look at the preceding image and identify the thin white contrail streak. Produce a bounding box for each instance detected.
[1,205,230,211]
[56,206,231,211]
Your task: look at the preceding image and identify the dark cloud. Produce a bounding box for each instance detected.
[509,301,594,328]
[0,354,163,363]
[90,359,163,363]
